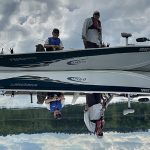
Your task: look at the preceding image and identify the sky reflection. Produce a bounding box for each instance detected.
[0,132,150,150]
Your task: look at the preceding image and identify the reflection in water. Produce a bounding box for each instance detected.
[0,99,149,150]
[0,102,149,136]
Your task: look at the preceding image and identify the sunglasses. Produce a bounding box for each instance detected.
[53,32,59,34]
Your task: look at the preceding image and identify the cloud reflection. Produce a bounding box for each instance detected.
[0,132,149,150]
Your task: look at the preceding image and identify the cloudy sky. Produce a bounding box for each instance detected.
[0,0,150,54]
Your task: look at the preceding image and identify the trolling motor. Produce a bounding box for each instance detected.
[123,94,135,115]
[121,32,132,46]
[121,32,150,45]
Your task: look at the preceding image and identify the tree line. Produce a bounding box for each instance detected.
[0,102,149,136]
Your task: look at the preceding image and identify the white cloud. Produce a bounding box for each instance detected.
[0,0,150,53]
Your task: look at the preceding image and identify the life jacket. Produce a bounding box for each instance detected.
[48,37,61,45]
[50,100,62,112]
[88,17,101,32]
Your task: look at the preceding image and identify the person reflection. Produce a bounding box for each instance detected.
[44,92,65,119]
[84,93,112,137]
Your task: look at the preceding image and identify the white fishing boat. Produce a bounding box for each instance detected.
[0,34,150,98]
[0,45,150,71]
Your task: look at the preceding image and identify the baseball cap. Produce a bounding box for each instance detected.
[93,11,100,16]
[53,28,59,34]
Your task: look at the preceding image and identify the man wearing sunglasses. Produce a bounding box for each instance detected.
[84,93,112,137]
[82,11,102,48]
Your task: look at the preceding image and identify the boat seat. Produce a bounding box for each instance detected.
[36,44,45,52]
[121,32,132,38]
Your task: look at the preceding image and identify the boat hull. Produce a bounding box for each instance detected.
[0,46,150,71]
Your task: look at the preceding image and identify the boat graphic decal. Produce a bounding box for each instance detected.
[67,77,87,83]
[141,89,150,93]
[139,48,150,52]
[67,59,87,65]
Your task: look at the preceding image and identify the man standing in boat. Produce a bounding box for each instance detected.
[84,93,112,137]
[44,28,64,51]
[44,92,65,119]
[82,11,102,48]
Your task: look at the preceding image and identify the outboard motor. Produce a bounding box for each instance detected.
[136,37,150,42]
[138,97,150,103]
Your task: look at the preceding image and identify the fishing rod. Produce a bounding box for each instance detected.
[0,41,14,54]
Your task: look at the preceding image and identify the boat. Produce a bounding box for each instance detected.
[0,45,150,71]
[0,70,150,94]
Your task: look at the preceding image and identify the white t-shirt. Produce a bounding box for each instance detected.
[84,103,103,133]
[82,17,102,45]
